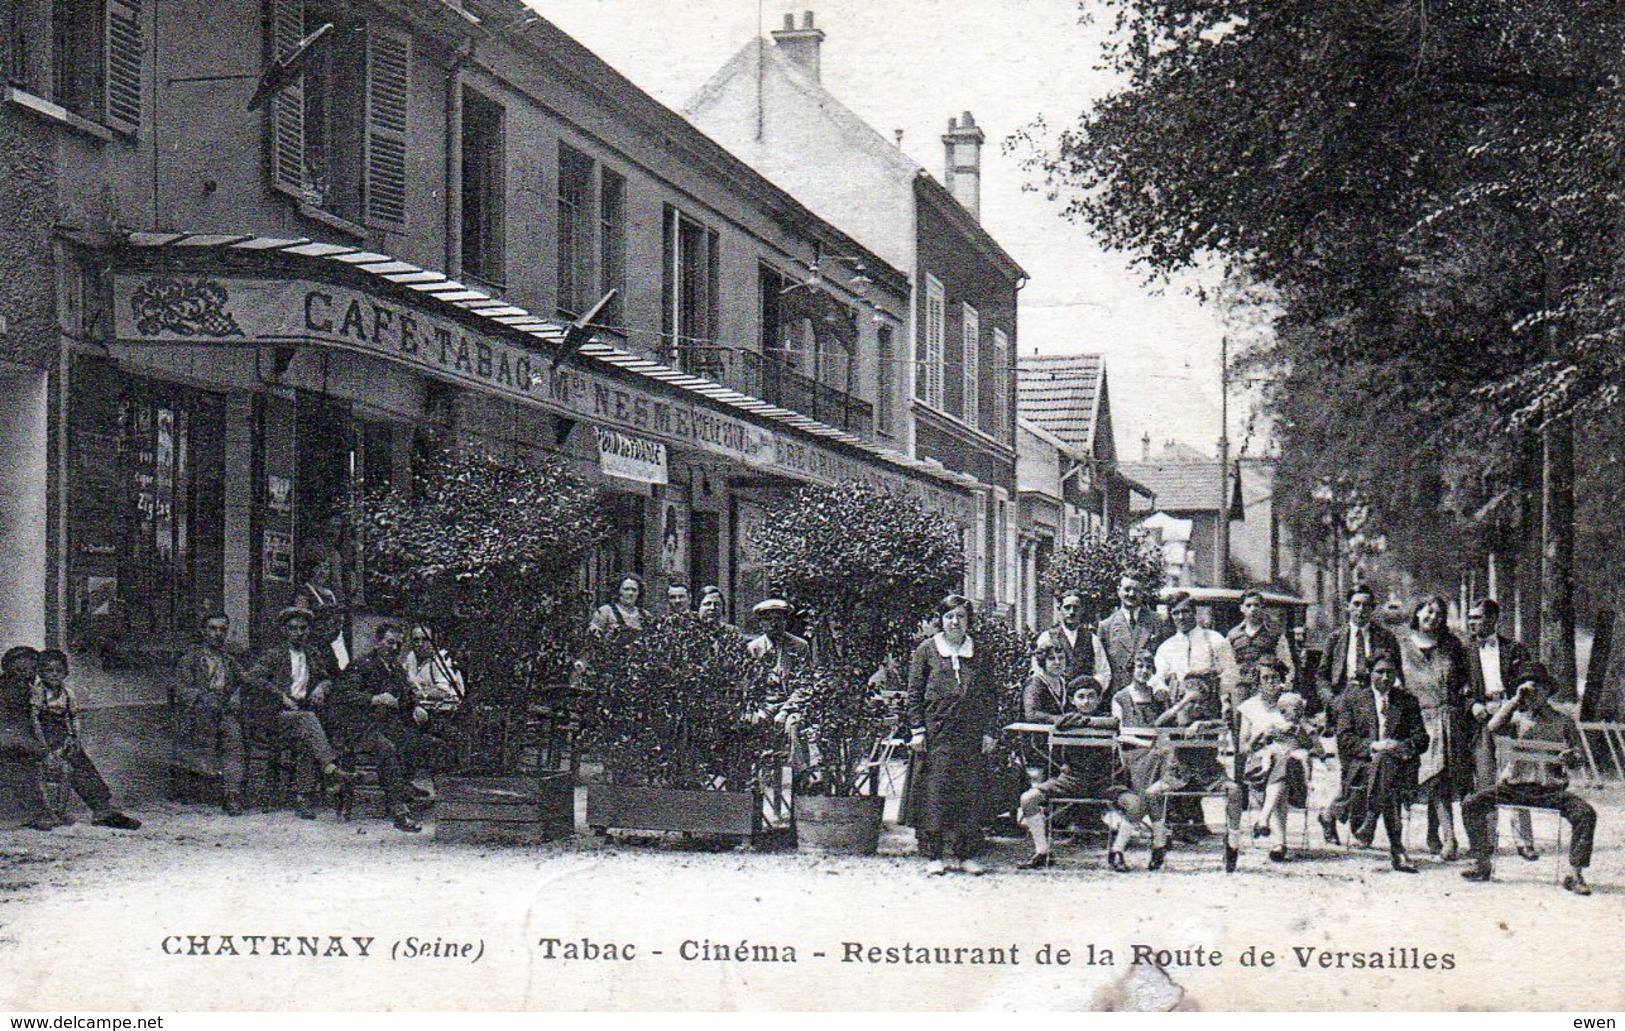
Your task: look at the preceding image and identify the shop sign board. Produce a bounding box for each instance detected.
[596,427,668,485]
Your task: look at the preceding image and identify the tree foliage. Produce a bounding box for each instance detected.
[1015,0,1620,600]
[1040,532,1164,625]
[361,448,607,770]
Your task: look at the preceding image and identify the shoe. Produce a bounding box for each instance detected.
[1108,850,1129,873]
[1269,847,1292,863]
[392,813,423,833]
[1224,845,1239,873]
[960,859,986,876]
[1563,875,1592,896]
[409,783,434,801]
[1318,813,1341,846]
[92,810,142,830]
[1017,852,1053,870]
[943,857,964,873]
[925,859,947,876]
[1440,842,1458,862]
[1461,866,1493,882]
[1517,844,1541,862]
[1391,853,1418,874]
[1351,828,1375,849]
[1252,822,1270,839]
[223,793,244,817]
[296,796,317,820]
[1148,846,1166,872]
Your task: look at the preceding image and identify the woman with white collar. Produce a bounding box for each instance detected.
[905,594,1000,875]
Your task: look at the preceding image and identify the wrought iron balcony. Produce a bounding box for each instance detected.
[670,344,875,440]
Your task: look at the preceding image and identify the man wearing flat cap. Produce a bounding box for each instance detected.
[747,599,814,775]
[242,605,353,818]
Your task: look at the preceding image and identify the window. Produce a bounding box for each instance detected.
[995,487,1013,605]
[460,88,504,287]
[663,206,718,356]
[271,0,410,228]
[991,327,1009,443]
[3,1,142,131]
[962,302,980,427]
[917,274,945,409]
[875,324,895,435]
[599,168,626,330]
[556,144,594,316]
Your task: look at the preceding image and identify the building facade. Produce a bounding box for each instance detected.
[0,0,979,800]
[683,13,1027,617]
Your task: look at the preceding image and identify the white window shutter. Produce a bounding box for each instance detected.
[104,0,143,134]
[270,0,305,194]
[365,23,410,227]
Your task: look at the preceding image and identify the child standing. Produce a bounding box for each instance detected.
[31,650,141,830]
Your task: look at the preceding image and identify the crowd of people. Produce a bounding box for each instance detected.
[0,569,1600,896]
[979,578,1595,893]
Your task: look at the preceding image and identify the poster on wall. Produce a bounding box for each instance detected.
[732,498,771,623]
[262,530,293,582]
[659,498,689,585]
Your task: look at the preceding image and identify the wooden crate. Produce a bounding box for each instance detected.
[434,773,574,845]
[585,784,761,838]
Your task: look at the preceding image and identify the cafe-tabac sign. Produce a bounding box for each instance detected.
[111,273,973,521]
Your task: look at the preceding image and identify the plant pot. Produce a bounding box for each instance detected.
[794,793,885,855]
[585,784,760,838]
[434,772,574,845]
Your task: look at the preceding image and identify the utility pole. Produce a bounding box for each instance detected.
[1216,334,1230,588]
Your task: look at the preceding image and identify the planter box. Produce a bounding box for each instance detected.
[585,784,760,838]
[795,794,885,855]
[434,773,574,845]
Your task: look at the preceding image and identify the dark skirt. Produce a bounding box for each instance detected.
[899,738,985,835]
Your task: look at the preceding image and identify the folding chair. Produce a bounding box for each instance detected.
[1242,747,1315,851]
[1041,723,1120,851]
[1575,721,1625,787]
[1496,737,1579,884]
[1146,727,1235,869]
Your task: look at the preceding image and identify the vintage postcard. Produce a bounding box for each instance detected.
[1,0,1620,1014]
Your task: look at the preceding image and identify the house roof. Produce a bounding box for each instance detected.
[1017,353,1106,456]
[1121,460,1244,519]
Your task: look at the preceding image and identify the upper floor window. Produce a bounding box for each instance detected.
[271,0,410,229]
[599,168,626,330]
[916,274,945,409]
[460,87,505,287]
[961,302,980,428]
[875,324,895,436]
[991,327,1010,444]
[556,144,594,316]
[3,0,143,133]
[663,206,718,356]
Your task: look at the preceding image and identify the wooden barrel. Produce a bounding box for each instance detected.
[795,794,884,855]
[434,773,573,844]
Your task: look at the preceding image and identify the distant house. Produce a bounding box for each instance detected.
[1015,353,1149,628]
[1122,440,1244,588]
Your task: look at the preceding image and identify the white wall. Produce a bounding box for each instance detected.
[0,367,49,648]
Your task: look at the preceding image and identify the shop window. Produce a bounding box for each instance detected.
[556,144,594,317]
[270,0,410,228]
[460,87,505,287]
[663,206,718,355]
[68,360,224,665]
[598,167,626,330]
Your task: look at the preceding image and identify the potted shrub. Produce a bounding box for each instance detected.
[361,447,605,843]
[751,481,966,854]
[577,616,784,842]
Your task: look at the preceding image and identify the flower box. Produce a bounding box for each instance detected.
[434,772,574,845]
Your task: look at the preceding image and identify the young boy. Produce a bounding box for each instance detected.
[31,650,141,830]
[1,646,65,830]
[1016,680,1117,869]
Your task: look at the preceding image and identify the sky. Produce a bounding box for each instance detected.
[531,0,1251,461]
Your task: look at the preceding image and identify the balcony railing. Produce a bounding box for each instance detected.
[670,344,875,440]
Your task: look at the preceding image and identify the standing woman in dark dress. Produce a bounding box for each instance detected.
[906,594,1000,876]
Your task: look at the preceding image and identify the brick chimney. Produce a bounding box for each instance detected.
[771,11,826,82]
[942,111,985,220]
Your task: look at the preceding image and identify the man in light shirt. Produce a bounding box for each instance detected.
[243,606,354,819]
[1150,591,1239,848]
[1464,598,1537,859]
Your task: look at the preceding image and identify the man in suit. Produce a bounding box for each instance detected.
[1098,575,1173,696]
[174,614,248,816]
[243,606,354,819]
[1317,585,1402,709]
[333,623,449,833]
[1326,653,1428,872]
[1034,591,1112,699]
[1464,597,1537,858]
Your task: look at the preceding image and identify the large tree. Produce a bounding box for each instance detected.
[1018,0,1620,687]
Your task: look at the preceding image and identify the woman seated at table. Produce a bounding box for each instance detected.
[1238,657,1319,861]
[1017,659,1117,869]
[1101,649,1168,871]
